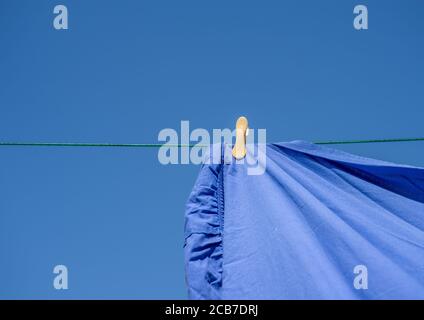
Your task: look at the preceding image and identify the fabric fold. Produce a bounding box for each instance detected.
[184,148,224,300]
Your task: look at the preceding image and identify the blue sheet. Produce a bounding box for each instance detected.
[184,141,424,299]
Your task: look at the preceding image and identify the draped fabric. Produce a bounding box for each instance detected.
[184,141,424,299]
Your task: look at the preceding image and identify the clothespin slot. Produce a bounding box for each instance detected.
[232,116,249,160]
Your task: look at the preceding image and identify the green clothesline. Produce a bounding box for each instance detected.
[0,137,424,148]
[314,137,424,145]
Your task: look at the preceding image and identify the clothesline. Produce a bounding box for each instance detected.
[0,137,424,148]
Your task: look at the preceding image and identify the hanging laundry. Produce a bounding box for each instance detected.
[184,141,424,299]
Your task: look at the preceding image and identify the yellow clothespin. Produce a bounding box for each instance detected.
[232,116,249,160]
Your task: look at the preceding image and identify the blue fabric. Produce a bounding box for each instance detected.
[184,141,424,299]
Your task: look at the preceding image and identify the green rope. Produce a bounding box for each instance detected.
[0,142,197,148]
[0,137,423,148]
[314,137,424,145]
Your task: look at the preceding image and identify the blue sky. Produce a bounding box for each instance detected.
[0,0,423,299]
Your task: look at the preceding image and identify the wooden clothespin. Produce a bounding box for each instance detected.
[232,116,249,160]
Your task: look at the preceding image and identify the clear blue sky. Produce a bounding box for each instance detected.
[0,0,423,299]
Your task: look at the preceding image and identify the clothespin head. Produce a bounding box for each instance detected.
[232,116,249,160]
